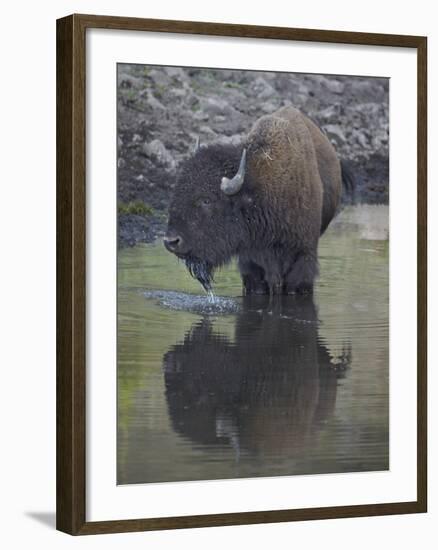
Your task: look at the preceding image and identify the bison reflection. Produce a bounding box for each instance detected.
[163,296,350,460]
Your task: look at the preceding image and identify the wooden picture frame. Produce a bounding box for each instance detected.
[56,13,427,535]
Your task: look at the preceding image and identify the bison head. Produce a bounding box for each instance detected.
[164,143,250,290]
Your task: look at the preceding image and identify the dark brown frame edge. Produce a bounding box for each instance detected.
[56,13,427,536]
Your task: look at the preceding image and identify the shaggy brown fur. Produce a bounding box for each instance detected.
[247,107,342,236]
[239,106,341,293]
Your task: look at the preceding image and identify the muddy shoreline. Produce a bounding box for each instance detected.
[117,66,389,248]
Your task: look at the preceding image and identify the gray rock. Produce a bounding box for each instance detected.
[252,77,276,100]
[148,69,170,87]
[289,93,308,107]
[350,80,385,102]
[118,72,143,89]
[146,90,165,111]
[216,134,243,147]
[323,79,345,94]
[318,104,342,122]
[352,129,369,148]
[323,124,346,145]
[200,97,232,116]
[164,67,187,79]
[170,87,188,99]
[199,125,217,137]
[260,102,279,114]
[193,111,209,122]
[355,102,381,116]
[142,139,175,169]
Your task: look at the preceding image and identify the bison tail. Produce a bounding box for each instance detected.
[341,160,356,203]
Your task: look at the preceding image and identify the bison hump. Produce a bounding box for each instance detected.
[246,106,320,194]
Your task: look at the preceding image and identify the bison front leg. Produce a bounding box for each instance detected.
[238,259,269,295]
[283,251,318,295]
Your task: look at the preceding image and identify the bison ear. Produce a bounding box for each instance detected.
[221,148,246,196]
[193,136,201,154]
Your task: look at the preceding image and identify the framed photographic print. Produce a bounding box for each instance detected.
[56,14,427,535]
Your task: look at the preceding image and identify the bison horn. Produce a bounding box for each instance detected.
[194,136,201,153]
[221,148,246,195]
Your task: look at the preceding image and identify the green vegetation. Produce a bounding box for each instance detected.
[118,200,154,217]
[153,84,166,100]
[224,81,241,89]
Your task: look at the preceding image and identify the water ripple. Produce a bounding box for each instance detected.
[144,289,240,315]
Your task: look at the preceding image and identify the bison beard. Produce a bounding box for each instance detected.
[184,255,214,293]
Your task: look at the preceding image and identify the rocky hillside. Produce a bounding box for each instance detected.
[117,65,389,247]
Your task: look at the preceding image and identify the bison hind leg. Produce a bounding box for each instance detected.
[283,252,318,295]
[238,259,270,295]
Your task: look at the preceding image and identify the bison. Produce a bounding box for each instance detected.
[164,106,353,294]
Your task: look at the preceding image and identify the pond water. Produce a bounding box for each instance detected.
[117,205,389,485]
